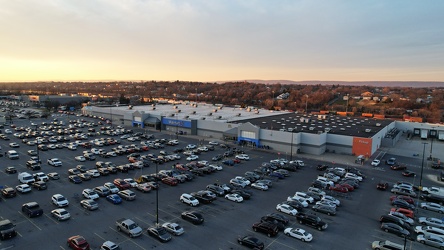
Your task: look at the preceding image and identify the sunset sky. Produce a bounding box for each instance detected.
[1,0,443,82]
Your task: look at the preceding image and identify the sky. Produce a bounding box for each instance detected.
[1,0,444,82]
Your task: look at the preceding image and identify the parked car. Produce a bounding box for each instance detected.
[147,226,172,243]
[283,228,313,242]
[67,235,90,250]
[312,204,336,216]
[416,234,444,249]
[420,202,444,213]
[380,223,410,238]
[162,222,184,236]
[237,235,264,249]
[252,222,279,237]
[418,217,444,229]
[181,211,204,225]
[80,199,99,211]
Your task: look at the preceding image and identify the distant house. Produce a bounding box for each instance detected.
[361,92,373,100]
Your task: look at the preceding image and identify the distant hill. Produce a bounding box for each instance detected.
[220,80,444,88]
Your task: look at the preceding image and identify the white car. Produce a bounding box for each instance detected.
[420,202,444,213]
[87,169,100,178]
[371,159,381,166]
[316,200,337,209]
[52,194,69,207]
[104,182,120,193]
[186,155,199,161]
[180,193,199,206]
[101,241,119,250]
[294,192,314,204]
[185,144,196,150]
[197,146,208,152]
[47,158,62,167]
[162,222,184,236]
[209,164,223,171]
[344,173,363,182]
[286,196,309,207]
[235,154,250,160]
[225,193,244,203]
[414,226,444,239]
[284,228,313,242]
[276,203,298,216]
[75,156,86,162]
[16,184,32,193]
[233,176,251,186]
[124,178,138,187]
[82,188,99,200]
[51,208,71,221]
[197,160,209,166]
[251,182,268,191]
[67,144,77,150]
[118,190,136,201]
[208,141,219,145]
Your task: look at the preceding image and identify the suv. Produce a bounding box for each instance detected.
[0,219,17,240]
[180,193,199,206]
[26,160,41,170]
[379,215,409,229]
[252,222,279,237]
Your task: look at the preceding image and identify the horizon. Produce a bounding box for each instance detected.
[1,1,444,82]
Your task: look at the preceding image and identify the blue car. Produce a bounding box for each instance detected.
[106,194,122,204]
[222,160,234,166]
[269,172,285,179]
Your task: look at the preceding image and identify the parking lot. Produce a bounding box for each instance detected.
[0,112,441,249]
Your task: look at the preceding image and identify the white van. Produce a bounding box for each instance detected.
[7,150,19,160]
[18,172,34,184]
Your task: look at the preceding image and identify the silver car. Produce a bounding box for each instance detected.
[391,187,417,198]
[417,234,444,248]
[420,202,444,213]
[312,204,336,216]
[418,217,444,229]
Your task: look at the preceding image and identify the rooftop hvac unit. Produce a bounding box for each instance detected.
[365,129,372,133]
[254,111,259,114]
[208,112,212,116]
[376,123,381,127]
[213,109,218,112]
[152,107,156,110]
[247,108,251,112]
[201,117,206,120]
[152,104,156,107]
[192,111,196,114]
[218,106,223,109]
[184,116,189,119]
[176,109,181,113]
[216,116,222,119]
[236,113,241,117]
[173,105,178,109]
[170,113,175,117]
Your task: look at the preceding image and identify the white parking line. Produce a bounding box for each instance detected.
[18,211,42,231]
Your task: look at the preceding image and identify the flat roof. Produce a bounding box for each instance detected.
[107,103,393,137]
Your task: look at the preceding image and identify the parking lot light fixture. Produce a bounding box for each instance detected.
[419,142,428,189]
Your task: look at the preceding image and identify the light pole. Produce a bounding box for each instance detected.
[290,132,294,161]
[345,94,349,113]
[175,114,179,140]
[155,162,159,226]
[430,127,435,160]
[419,142,428,189]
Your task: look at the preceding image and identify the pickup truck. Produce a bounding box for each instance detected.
[116,218,143,237]
[295,212,328,231]
[22,202,44,218]
[0,219,17,240]
[33,172,49,182]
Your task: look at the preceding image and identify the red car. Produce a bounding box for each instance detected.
[339,183,354,192]
[161,177,178,186]
[113,179,131,190]
[390,207,414,219]
[67,235,90,250]
[233,158,241,164]
[376,181,389,190]
[141,146,149,151]
[329,185,348,193]
[389,195,415,205]
[391,164,407,170]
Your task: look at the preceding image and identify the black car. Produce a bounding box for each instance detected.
[392,199,415,210]
[260,216,285,231]
[252,222,279,237]
[181,211,204,225]
[230,189,252,200]
[147,226,172,243]
[68,175,83,184]
[262,213,289,225]
[380,223,410,238]
[206,184,225,196]
[317,165,328,171]
[420,194,444,205]
[283,200,305,211]
[237,235,264,249]
[379,215,409,229]
[312,180,328,189]
[191,191,215,204]
[5,166,17,174]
